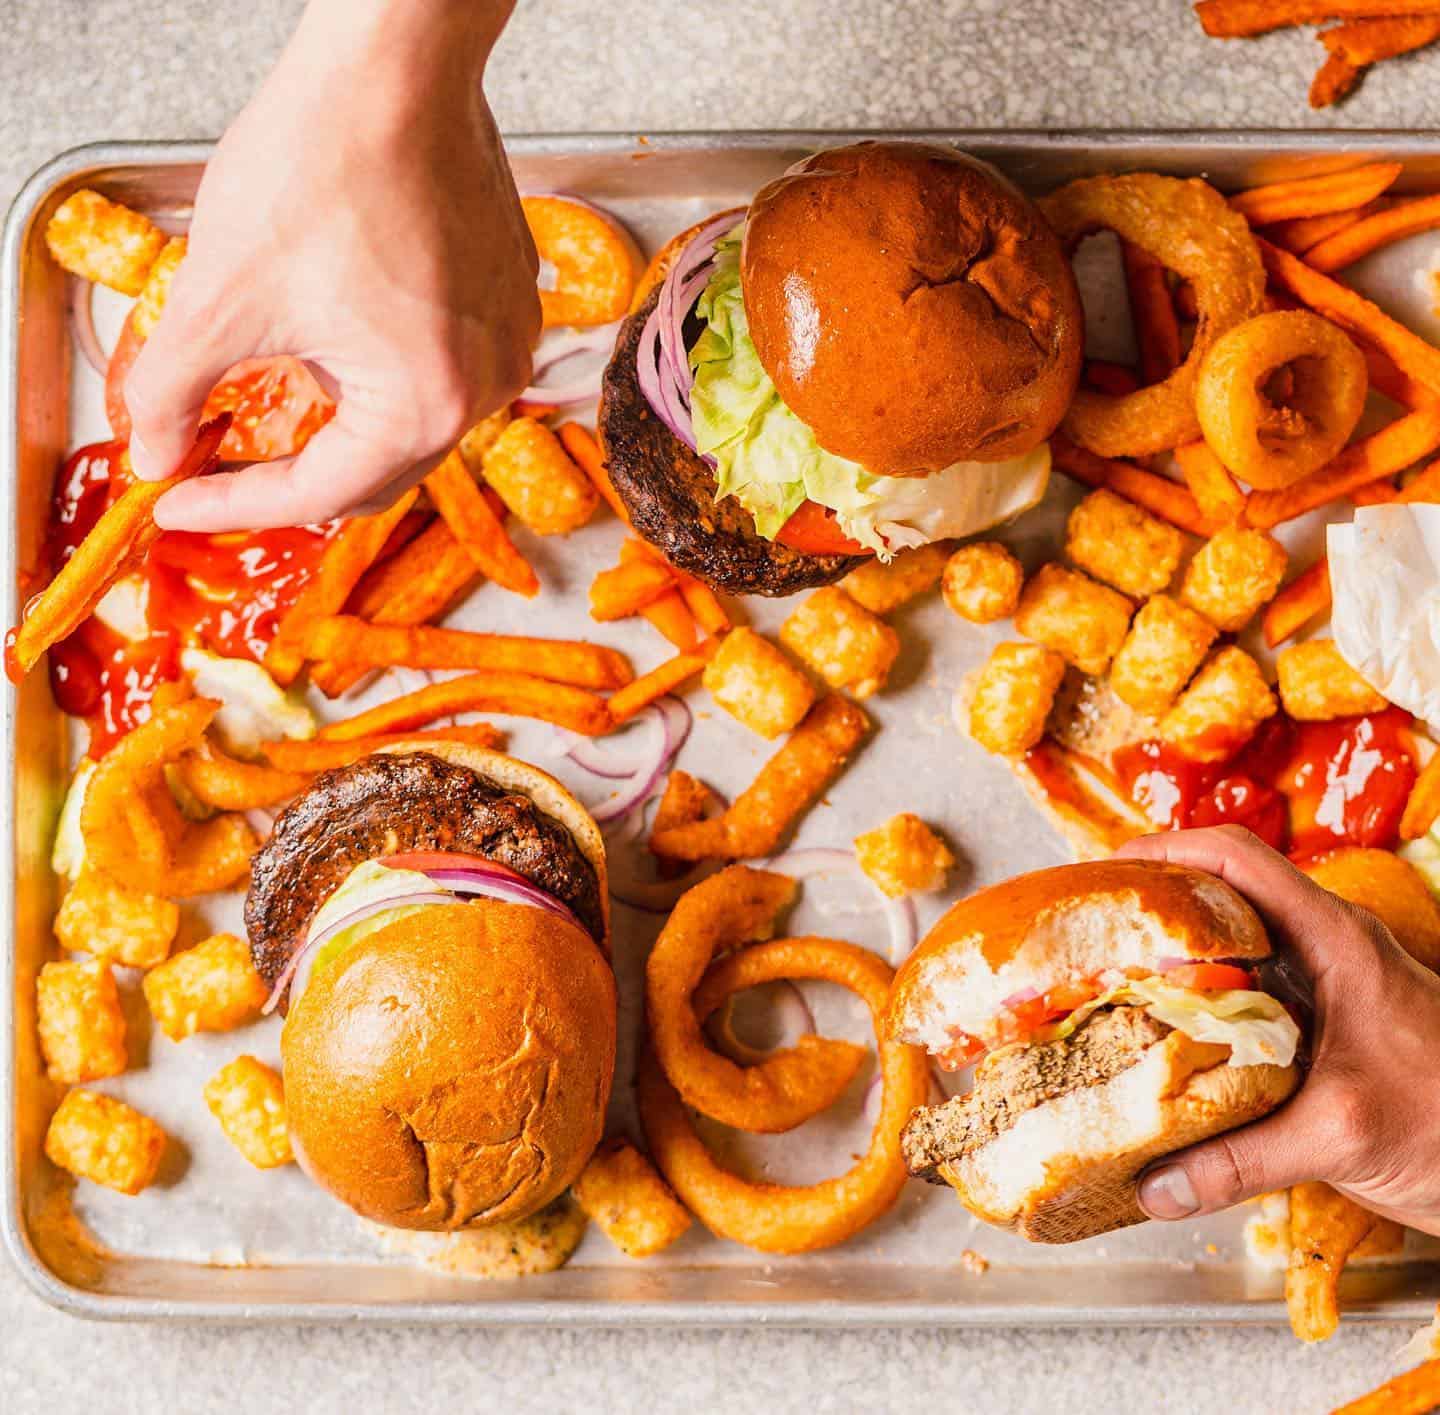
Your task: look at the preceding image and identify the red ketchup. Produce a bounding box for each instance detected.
[1114,708,1416,861]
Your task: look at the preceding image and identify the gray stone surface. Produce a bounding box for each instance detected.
[2,1,1437,1410]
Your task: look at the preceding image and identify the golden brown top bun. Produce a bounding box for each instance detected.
[282,900,616,1231]
[741,142,1083,475]
[889,860,1269,1052]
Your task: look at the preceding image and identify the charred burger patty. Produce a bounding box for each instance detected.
[599,284,863,597]
[246,751,605,986]
[901,1006,1173,1182]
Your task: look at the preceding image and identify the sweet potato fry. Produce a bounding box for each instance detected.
[1349,478,1399,505]
[264,487,420,687]
[172,745,311,811]
[1230,162,1402,225]
[1322,12,1440,65]
[1263,560,1333,647]
[649,695,870,861]
[1331,1358,1440,1415]
[1309,52,1362,109]
[1307,191,1440,272]
[1052,437,1222,537]
[1362,340,1440,410]
[1198,1,1440,41]
[1174,441,1246,522]
[299,615,633,690]
[1286,1181,1378,1343]
[589,560,677,621]
[640,590,701,651]
[1264,207,1370,253]
[621,536,730,635]
[557,422,630,523]
[424,448,538,597]
[1260,238,1440,400]
[607,644,716,726]
[1122,241,1182,385]
[6,415,230,682]
[260,724,503,774]
[1245,406,1440,528]
[317,670,611,739]
[1084,360,1142,396]
[1401,747,1440,840]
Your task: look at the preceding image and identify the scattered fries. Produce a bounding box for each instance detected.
[648,695,870,861]
[1312,16,1440,109]
[558,422,630,523]
[1052,436,1222,537]
[1263,559,1333,647]
[1331,1358,1440,1415]
[1197,1,1440,43]
[264,488,420,687]
[1229,162,1402,225]
[590,560,676,621]
[1174,441,1245,522]
[607,644,715,727]
[317,669,611,739]
[424,449,538,598]
[299,615,633,691]
[1401,746,1440,840]
[1307,191,1440,272]
[1122,241,1182,384]
[6,417,229,681]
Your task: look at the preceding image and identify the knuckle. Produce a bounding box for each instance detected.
[1310,1077,1379,1173]
[1195,1134,1262,1209]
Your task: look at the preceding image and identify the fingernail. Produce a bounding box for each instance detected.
[129,434,163,480]
[1137,1166,1200,1220]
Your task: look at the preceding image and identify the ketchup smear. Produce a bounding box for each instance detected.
[1113,708,1417,862]
[39,439,339,756]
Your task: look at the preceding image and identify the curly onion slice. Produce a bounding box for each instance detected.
[644,865,866,1134]
[1040,172,1265,458]
[639,934,930,1254]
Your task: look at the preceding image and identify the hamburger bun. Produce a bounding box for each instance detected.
[741,141,1083,476]
[935,1029,1298,1243]
[889,859,1272,1053]
[283,899,616,1231]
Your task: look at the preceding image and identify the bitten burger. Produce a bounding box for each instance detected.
[245,744,615,1231]
[888,860,1302,1243]
[600,140,1084,595]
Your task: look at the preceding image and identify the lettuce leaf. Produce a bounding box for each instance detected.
[304,861,444,985]
[687,227,1050,555]
[1400,829,1440,899]
[181,648,316,760]
[51,759,96,882]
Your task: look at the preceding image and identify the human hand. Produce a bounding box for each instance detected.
[124,0,539,531]
[1120,825,1440,1238]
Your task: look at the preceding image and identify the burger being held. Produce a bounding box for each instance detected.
[887,860,1302,1243]
[600,140,1084,595]
[245,744,615,1231]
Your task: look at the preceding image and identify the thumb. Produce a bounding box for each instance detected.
[124,291,250,482]
[1136,1082,1327,1221]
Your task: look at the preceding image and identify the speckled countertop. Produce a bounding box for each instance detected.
[3,2,1438,1411]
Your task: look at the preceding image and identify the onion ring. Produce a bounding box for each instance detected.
[644,865,866,1134]
[1040,173,1265,458]
[1195,310,1368,490]
[639,935,930,1254]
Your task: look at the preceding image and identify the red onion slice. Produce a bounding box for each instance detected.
[69,277,109,377]
[764,848,920,963]
[415,865,583,933]
[707,981,818,1065]
[520,321,624,407]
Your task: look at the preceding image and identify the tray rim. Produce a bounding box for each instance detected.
[4,131,1438,1326]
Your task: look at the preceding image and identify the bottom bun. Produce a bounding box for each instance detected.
[937,1033,1299,1243]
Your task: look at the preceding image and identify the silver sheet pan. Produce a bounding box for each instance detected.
[6,132,1440,1324]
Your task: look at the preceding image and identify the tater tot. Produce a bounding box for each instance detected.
[1160,647,1277,762]
[780,587,900,699]
[130,236,186,340]
[53,868,178,971]
[36,959,127,1085]
[204,1055,293,1170]
[842,543,950,615]
[142,933,267,1042]
[44,189,167,296]
[1064,489,1185,598]
[480,416,598,535]
[44,1089,166,1196]
[572,1139,692,1258]
[968,642,1067,756]
[1109,594,1218,717]
[942,542,1024,624]
[1179,526,1288,632]
[1277,640,1388,721]
[1014,563,1133,677]
[853,813,955,898]
[702,627,815,739]
[457,407,512,467]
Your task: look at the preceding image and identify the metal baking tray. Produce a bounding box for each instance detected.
[6,132,1440,1325]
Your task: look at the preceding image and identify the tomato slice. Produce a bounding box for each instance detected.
[1161,962,1254,992]
[202,357,335,463]
[774,500,872,557]
[381,851,525,882]
[104,311,144,441]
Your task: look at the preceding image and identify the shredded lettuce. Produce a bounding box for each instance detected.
[687,227,1050,556]
[182,649,316,759]
[51,760,96,882]
[1016,979,1300,1071]
[304,861,442,985]
[1400,829,1440,899]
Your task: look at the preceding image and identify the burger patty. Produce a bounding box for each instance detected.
[245,752,605,986]
[901,1006,1172,1183]
[598,285,864,596]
